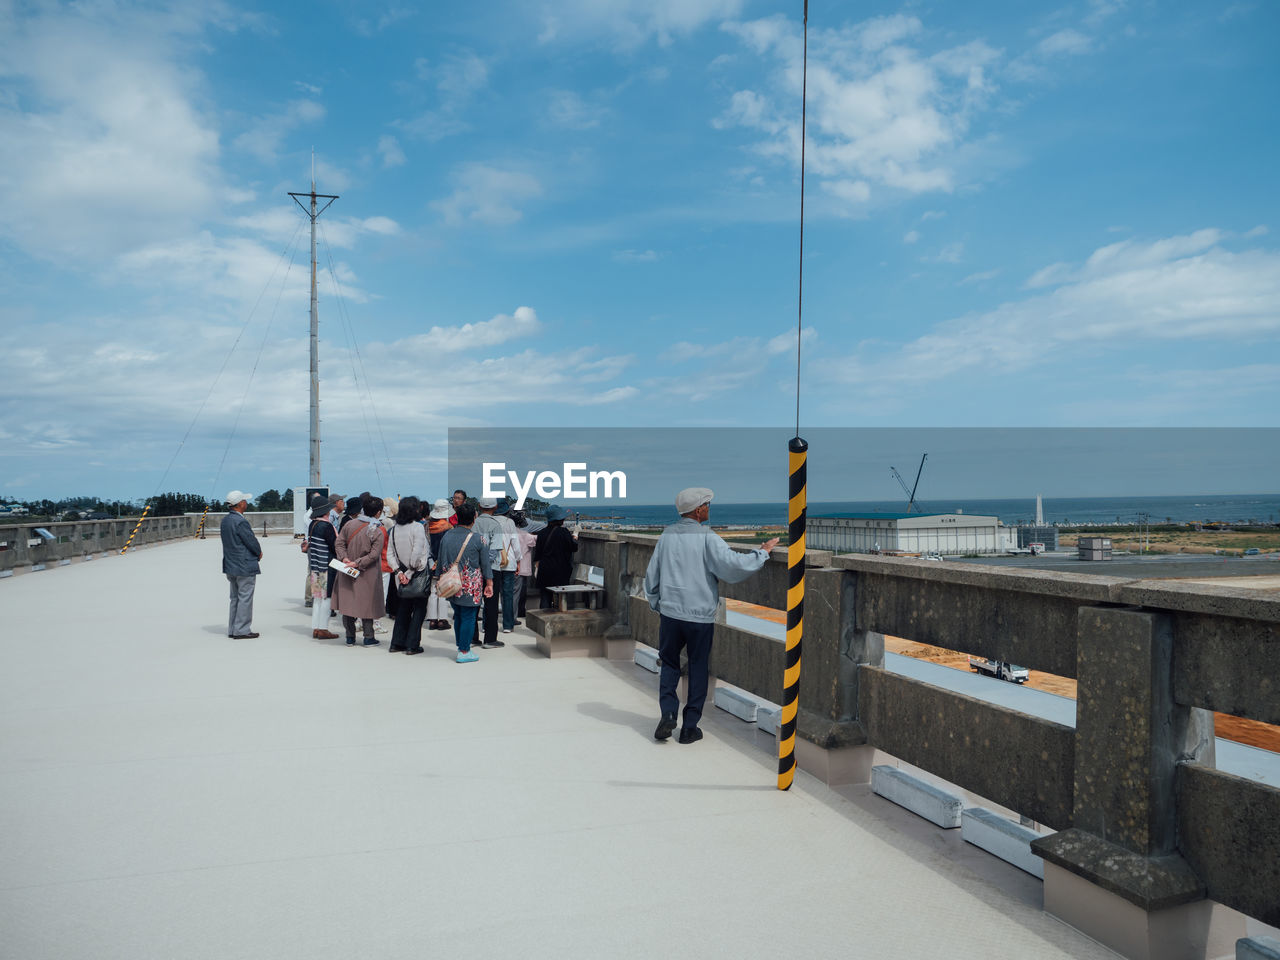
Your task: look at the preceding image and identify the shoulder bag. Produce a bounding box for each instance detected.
[435,532,474,599]
[394,527,432,600]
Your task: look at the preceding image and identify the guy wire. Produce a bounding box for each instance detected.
[795,0,809,438]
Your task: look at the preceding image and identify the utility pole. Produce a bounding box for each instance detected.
[289,154,338,486]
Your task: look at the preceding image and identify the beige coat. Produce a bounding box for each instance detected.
[333,518,386,620]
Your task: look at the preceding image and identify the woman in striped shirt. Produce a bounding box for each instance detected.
[307,496,340,639]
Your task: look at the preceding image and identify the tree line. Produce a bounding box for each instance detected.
[0,488,296,520]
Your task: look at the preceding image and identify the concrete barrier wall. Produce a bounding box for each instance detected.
[580,530,1280,927]
[0,516,200,573]
[194,511,295,535]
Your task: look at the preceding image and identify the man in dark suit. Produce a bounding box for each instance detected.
[221,490,263,639]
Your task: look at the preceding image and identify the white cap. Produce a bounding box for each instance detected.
[477,497,497,509]
[675,487,713,514]
[225,490,252,505]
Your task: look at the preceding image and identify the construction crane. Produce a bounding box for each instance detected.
[890,453,928,513]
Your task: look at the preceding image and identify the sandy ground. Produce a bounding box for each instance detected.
[724,598,1280,753]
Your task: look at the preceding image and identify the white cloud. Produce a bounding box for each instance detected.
[1037,29,1092,57]
[960,268,1001,284]
[401,306,541,353]
[716,13,1003,210]
[547,90,607,129]
[233,99,326,162]
[903,230,920,244]
[434,164,543,226]
[377,135,406,168]
[815,230,1280,397]
[0,4,231,261]
[403,51,490,141]
[921,210,946,221]
[537,0,744,48]
[613,249,661,263]
[1244,224,1269,238]
[923,241,965,263]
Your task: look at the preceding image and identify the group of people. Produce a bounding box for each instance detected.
[302,488,579,662]
[222,482,778,747]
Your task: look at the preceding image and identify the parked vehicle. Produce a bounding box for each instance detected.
[1244,548,1261,556]
[968,657,1030,684]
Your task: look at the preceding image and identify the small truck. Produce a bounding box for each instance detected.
[968,657,1030,684]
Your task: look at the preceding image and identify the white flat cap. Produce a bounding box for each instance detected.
[676,487,714,514]
[225,490,253,505]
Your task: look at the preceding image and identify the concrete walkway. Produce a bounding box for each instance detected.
[0,537,1120,959]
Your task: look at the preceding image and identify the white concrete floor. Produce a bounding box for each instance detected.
[0,537,1122,959]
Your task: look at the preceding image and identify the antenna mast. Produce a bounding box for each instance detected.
[289,156,338,486]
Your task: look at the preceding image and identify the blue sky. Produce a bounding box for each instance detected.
[1,0,1277,503]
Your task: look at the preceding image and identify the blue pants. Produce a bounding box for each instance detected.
[658,615,714,730]
[450,602,478,652]
[499,571,515,630]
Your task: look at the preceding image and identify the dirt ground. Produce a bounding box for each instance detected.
[724,599,1280,753]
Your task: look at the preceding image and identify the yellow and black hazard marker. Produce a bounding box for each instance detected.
[120,502,152,555]
[778,435,807,790]
[195,503,211,540]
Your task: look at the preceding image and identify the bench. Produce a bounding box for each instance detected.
[545,583,606,611]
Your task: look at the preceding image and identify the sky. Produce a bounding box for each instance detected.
[1,0,1277,503]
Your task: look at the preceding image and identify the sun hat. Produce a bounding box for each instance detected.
[494,499,511,515]
[310,494,338,516]
[225,490,253,505]
[383,497,399,519]
[675,487,713,514]
[545,504,568,522]
[429,498,454,520]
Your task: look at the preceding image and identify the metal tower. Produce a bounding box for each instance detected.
[289,161,338,486]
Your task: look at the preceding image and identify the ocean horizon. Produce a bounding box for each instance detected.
[569,493,1280,527]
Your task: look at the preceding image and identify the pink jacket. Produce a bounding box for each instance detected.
[516,528,537,576]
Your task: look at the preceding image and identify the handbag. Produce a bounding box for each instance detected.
[392,527,432,600]
[435,532,474,599]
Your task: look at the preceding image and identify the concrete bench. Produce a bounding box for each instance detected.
[871,765,964,828]
[546,583,606,611]
[961,807,1044,878]
[1240,936,1280,960]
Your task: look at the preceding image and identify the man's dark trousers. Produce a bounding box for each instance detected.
[482,589,499,644]
[658,615,715,730]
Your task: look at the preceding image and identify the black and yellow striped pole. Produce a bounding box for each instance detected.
[195,503,211,540]
[778,436,808,789]
[120,502,152,555]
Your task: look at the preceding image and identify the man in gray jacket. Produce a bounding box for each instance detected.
[643,487,778,743]
[221,490,263,639]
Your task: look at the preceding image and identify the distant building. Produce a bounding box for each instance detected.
[808,512,1016,556]
[1078,536,1112,561]
[0,503,28,516]
[1017,525,1059,551]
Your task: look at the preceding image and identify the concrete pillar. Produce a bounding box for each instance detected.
[1033,606,1220,960]
[794,567,883,785]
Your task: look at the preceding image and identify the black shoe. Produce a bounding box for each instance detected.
[388,646,405,653]
[678,727,703,744]
[483,639,505,648]
[512,619,522,626]
[346,637,356,645]
[654,713,677,741]
[362,638,380,646]
[406,648,424,655]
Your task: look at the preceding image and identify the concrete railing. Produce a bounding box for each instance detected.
[577,530,1280,937]
[191,511,295,535]
[0,516,200,574]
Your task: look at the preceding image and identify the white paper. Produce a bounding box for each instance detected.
[329,558,359,578]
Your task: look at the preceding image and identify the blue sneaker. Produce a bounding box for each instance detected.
[456,650,479,663]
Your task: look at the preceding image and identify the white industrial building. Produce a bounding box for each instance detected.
[808,512,1017,556]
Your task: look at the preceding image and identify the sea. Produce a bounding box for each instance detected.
[573,494,1280,528]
